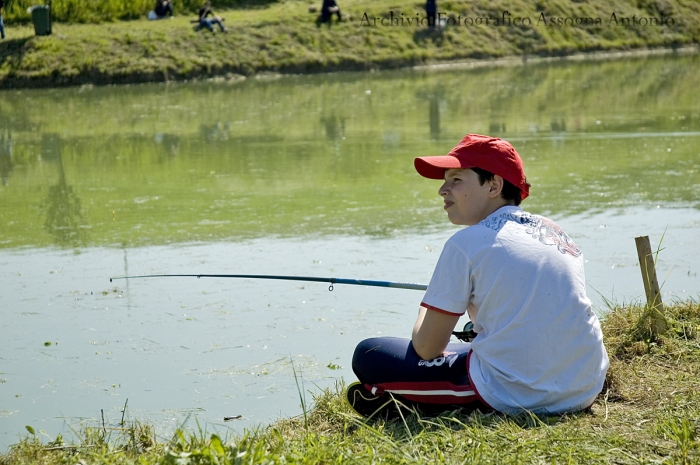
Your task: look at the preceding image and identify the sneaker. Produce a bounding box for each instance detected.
[346,382,413,420]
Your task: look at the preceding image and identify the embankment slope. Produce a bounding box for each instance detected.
[0,0,698,88]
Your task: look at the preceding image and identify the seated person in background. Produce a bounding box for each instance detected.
[154,0,174,19]
[316,0,342,26]
[198,1,227,33]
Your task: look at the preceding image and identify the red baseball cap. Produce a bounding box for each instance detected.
[414,134,530,200]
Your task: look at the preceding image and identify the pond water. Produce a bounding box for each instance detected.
[1,54,700,450]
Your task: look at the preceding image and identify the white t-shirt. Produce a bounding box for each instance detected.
[421,206,609,414]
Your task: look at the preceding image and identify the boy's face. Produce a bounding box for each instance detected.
[438,168,497,226]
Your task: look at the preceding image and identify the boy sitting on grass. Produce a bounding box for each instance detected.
[348,134,609,417]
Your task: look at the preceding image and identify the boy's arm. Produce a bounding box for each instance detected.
[412,306,460,360]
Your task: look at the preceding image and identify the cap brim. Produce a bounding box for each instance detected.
[414,156,470,179]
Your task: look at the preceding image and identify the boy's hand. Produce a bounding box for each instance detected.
[412,306,460,360]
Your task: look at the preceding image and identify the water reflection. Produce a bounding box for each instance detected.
[488,122,506,135]
[320,113,346,156]
[199,122,230,143]
[320,113,345,141]
[0,131,11,186]
[154,133,181,158]
[41,134,87,247]
[550,119,566,133]
[415,85,444,140]
[0,54,698,250]
[429,97,440,140]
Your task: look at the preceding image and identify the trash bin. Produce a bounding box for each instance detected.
[30,5,52,36]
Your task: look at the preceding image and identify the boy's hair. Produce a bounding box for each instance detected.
[471,167,523,206]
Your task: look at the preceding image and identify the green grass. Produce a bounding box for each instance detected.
[2,300,699,464]
[0,0,698,88]
[2,0,279,23]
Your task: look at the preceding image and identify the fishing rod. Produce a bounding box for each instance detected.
[109,274,428,291]
[107,274,479,341]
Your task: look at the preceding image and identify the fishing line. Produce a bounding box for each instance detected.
[109,274,428,291]
[109,274,478,341]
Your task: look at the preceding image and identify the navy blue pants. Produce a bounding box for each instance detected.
[352,337,486,406]
[200,17,225,32]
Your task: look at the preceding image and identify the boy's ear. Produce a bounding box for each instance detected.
[487,175,504,198]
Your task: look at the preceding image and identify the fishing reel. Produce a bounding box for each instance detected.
[452,321,477,343]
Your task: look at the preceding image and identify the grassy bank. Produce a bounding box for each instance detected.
[0,0,699,89]
[1,0,278,23]
[2,300,699,463]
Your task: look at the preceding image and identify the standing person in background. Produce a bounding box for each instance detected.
[198,1,227,33]
[316,0,342,26]
[425,0,437,30]
[0,0,6,40]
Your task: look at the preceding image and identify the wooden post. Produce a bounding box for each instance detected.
[635,235,667,336]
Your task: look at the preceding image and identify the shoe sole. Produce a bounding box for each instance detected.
[346,382,415,420]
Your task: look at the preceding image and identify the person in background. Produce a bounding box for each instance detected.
[198,1,226,33]
[0,0,6,40]
[316,0,341,27]
[425,0,437,30]
[154,0,174,19]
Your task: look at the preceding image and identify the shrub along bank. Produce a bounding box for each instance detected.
[0,0,698,88]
